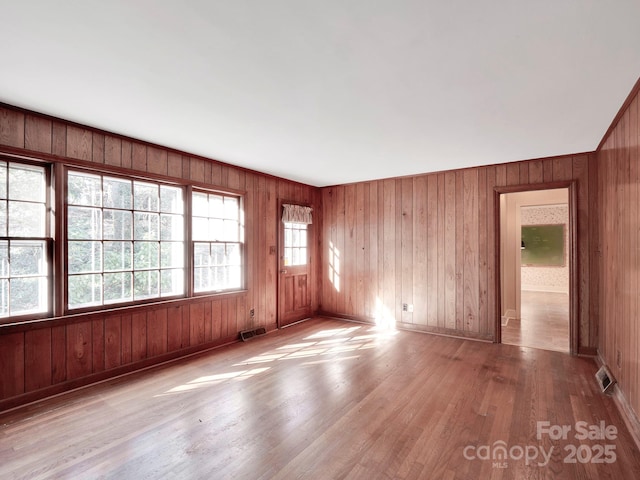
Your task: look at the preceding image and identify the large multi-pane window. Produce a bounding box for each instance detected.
[0,161,49,318]
[192,191,243,293]
[67,171,185,309]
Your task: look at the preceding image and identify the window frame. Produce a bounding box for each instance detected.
[190,187,245,296]
[64,166,188,314]
[0,158,53,323]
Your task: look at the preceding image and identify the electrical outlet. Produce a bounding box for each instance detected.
[250,309,255,318]
[408,304,414,313]
[402,303,408,312]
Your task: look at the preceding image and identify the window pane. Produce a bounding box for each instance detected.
[9,164,46,202]
[228,266,242,289]
[0,279,8,316]
[134,212,160,240]
[161,269,183,296]
[161,242,184,268]
[104,272,132,304]
[212,244,225,265]
[10,277,46,315]
[8,202,46,237]
[284,247,292,266]
[194,267,211,292]
[0,201,6,236]
[192,192,208,217]
[104,209,133,240]
[227,244,241,265]
[160,214,183,241]
[292,228,300,247]
[209,218,224,240]
[0,242,8,278]
[224,197,238,219]
[224,220,238,241]
[68,172,101,206]
[160,185,182,213]
[193,216,208,241]
[299,247,307,265]
[103,177,132,209]
[69,274,102,308]
[134,270,159,299]
[68,206,102,240]
[10,241,46,276]
[134,242,159,269]
[68,241,102,274]
[0,163,7,199]
[104,241,132,271]
[134,182,159,212]
[194,243,210,267]
[210,195,224,217]
[285,227,292,247]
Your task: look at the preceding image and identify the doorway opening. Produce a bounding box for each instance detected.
[497,185,575,354]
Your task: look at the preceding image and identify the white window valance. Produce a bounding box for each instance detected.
[282,204,313,224]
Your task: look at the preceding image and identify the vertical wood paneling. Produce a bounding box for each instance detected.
[104,316,122,370]
[92,318,105,373]
[0,109,25,147]
[24,329,51,392]
[25,115,52,153]
[131,312,147,362]
[401,177,413,325]
[104,136,122,167]
[444,172,456,330]
[147,146,168,175]
[66,126,92,161]
[92,132,105,163]
[463,169,478,333]
[66,321,92,380]
[51,326,66,384]
[413,176,428,326]
[355,183,365,318]
[52,122,66,156]
[598,83,640,424]
[0,333,25,398]
[132,143,147,172]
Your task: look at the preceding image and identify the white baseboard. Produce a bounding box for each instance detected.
[521,285,569,294]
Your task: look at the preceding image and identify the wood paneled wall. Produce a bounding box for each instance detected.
[0,105,320,411]
[320,153,599,349]
[598,79,640,431]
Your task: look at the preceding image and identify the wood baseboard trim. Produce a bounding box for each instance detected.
[316,311,494,343]
[0,333,242,415]
[596,352,640,453]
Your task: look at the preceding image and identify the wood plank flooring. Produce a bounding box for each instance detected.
[502,291,570,353]
[1,317,638,479]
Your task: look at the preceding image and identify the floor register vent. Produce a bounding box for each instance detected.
[240,327,267,342]
[595,365,616,394]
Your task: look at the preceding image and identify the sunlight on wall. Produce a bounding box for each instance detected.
[374,297,396,330]
[329,241,340,292]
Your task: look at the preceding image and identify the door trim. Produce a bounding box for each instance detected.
[494,180,578,355]
[277,199,313,329]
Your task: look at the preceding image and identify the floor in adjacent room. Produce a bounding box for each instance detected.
[1,317,637,479]
[502,290,570,353]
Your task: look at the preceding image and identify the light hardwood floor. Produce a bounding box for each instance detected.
[1,317,638,479]
[502,291,570,353]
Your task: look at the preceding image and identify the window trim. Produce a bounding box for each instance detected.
[0,159,54,323]
[63,166,189,314]
[190,187,246,296]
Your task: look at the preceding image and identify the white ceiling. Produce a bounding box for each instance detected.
[1,1,639,187]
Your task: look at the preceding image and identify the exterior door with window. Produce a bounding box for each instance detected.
[278,203,312,328]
